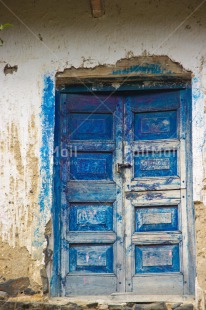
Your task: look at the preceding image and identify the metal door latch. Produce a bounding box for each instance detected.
[117,163,132,173]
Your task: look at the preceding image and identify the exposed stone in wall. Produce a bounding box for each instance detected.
[0,277,30,296]
[0,301,196,310]
[0,237,41,292]
[195,203,206,293]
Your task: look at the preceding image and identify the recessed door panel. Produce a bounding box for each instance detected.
[135,244,180,273]
[135,206,178,232]
[69,204,113,231]
[70,152,113,180]
[69,113,113,140]
[66,275,117,296]
[134,111,178,140]
[69,244,113,273]
[134,151,178,178]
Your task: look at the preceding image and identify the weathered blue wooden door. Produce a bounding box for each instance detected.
[123,90,191,295]
[60,93,125,295]
[56,88,193,296]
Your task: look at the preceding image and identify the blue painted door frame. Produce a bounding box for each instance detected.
[51,81,195,297]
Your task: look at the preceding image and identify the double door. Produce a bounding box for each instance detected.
[58,89,192,296]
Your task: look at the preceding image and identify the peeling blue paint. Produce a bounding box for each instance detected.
[192,77,202,102]
[39,76,55,213]
[192,77,204,128]
[51,89,61,296]
[33,75,55,246]
[112,63,172,75]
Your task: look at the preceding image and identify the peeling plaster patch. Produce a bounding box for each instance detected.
[34,76,54,248]
[0,115,41,287]
[0,117,39,249]
[56,57,191,84]
[4,64,18,75]
[192,77,205,201]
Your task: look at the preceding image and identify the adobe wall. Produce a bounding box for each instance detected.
[0,0,206,306]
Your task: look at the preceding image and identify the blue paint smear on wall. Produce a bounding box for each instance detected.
[33,75,55,247]
[192,77,202,102]
[192,77,204,128]
[112,63,172,75]
[39,76,55,212]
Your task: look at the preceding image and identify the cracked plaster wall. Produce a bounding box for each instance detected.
[0,0,206,297]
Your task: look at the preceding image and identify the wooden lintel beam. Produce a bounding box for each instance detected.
[90,0,104,18]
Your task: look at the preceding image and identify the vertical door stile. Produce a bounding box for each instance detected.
[52,90,62,297]
[60,93,69,295]
[115,96,125,292]
[185,86,195,295]
[124,96,133,292]
[180,140,188,294]
[179,89,189,294]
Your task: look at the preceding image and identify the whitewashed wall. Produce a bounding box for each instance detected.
[0,0,206,294]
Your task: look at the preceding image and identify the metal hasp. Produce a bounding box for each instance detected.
[117,163,132,173]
